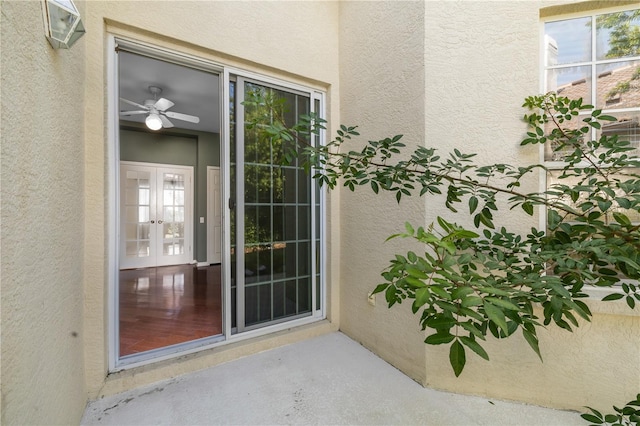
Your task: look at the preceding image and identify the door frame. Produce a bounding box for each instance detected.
[206,166,222,264]
[108,36,327,371]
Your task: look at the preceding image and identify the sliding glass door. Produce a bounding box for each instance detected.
[231,78,319,332]
[111,40,325,367]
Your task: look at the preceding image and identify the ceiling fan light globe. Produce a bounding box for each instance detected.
[145,114,163,131]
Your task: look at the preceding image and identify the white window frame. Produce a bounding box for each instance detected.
[539,6,640,298]
[107,36,327,371]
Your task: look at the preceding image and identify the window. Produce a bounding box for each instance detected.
[543,8,640,224]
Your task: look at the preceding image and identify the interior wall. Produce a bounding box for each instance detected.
[0,1,87,424]
[338,1,428,383]
[82,1,341,398]
[120,124,220,262]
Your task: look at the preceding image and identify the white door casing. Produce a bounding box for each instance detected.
[207,166,222,264]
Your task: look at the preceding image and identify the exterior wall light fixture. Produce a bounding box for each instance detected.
[42,0,85,49]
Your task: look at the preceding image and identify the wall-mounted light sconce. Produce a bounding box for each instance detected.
[42,0,85,49]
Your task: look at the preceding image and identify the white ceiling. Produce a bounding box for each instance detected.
[118,51,220,133]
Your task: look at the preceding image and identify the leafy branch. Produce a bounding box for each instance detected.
[582,394,640,425]
[244,91,640,377]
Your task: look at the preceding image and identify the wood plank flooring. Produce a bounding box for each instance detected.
[119,264,222,356]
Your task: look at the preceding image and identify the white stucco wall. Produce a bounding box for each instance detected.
[339,0,640,412]
[3,0,639,421]
[420,0,640,411]
[338,1,428,383]
[81,1,342,398]
[1,1,87,424]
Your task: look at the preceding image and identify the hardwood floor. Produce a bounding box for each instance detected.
[119,264,222,356]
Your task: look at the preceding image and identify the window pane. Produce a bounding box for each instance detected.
[598,110,640,157]
[596,10,640,60]
[547,169,640,224]
[547,66,591,103]
[597,60,640,109]
[545,17,592,66]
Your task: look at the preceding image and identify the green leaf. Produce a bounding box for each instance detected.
[430,285,453,300]
[405,277,425,288]
[452,286,474,300]
[424,316,457,331]
[484,301,508,334]
[459,336,489,360]
[585,407,603,419]
[626,296,636,309]
[580,413,603,424]
[449,340,466,377]
[522,329,542,361]
[406,265,427,279]
[405,222,415,235]
[612,212,631,226]
[485,297,520,311]
[602,293,624,301]
[604,414,620,423]
[371,283,388,295]
[469,196,479,214]
[460,321,485,339]
[425,332,456,345]
[414,287,431,308]
[522,202,534,216]
[371,180,379,194]
[461,296,483,308]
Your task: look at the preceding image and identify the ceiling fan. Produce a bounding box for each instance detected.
[120,86,200,130]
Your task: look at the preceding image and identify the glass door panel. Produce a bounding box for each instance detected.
[232,79,315,332]
[157,170,190,266]
[120,163,193,269]
[120,164,157,269]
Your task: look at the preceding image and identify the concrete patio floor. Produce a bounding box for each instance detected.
[82,332,583,425]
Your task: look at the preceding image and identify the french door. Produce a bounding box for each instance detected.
[120,162,194,269]
[231,78,321,332]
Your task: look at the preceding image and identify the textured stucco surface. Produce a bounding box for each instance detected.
[338,0,640,413]
[419,1,640,411]
[338,1,428,383]
[81,1,341,398]
[2,0,639,421]
[1,1,87,424]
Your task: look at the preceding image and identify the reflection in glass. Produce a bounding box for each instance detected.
[544,17,592,66]
[599,110,640,157]
[596,61,640,109]
[596,10,640,60]
[547,66,591,101]
[123,170,152,260]
[241,82,313,329]
[547,169,640,224]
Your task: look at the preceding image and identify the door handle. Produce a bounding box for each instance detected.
[150,220,155,224]
[158,220,163,224]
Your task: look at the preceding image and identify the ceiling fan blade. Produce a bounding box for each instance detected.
[120,98,148,110]
[159,115,174,129]
[154,98,174,112]
[164,111,200,124]
[120,110,148,116]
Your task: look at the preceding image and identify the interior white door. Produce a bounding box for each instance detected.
[207,166,222,264]
[120,162,194,269]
